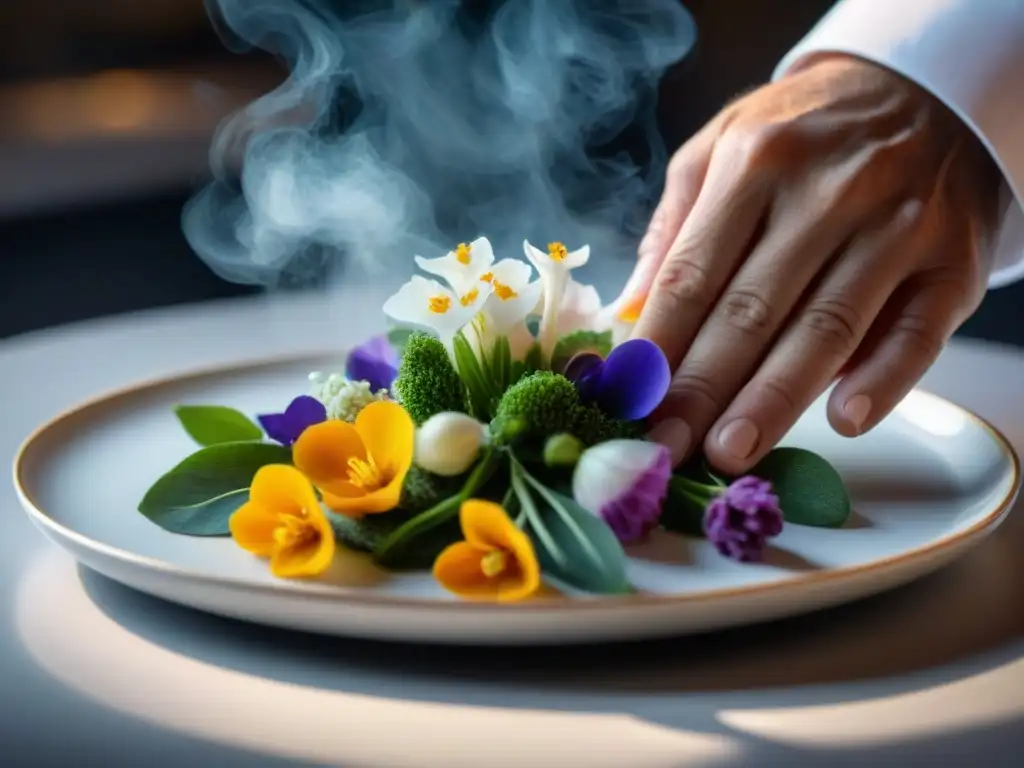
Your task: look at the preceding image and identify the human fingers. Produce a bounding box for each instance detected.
[631,128,774,370]
[698,200,925,473]
[826,271,973,438]
[621,122,719,304]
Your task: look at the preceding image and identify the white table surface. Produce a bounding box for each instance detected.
[2,289,1022,767]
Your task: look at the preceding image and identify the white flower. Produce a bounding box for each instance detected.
[382,275,492,344]
[554,278,604,337]
[414,237,496,295]
[480,258,543,333]
[415,412,488,476]
[572,439,672,543]
[522,239,590,356]
[594,291,646,346]
[307,373,389,423]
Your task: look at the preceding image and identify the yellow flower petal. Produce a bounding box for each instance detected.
[269,527,336,578]
[433,541,500,599]
[229,501,280,556]
[432,501,543,603]
[249,463,321,516]
[460,499,519,550]
[327,482,403,515]
[354,400,415,480]
[293,420,367,494]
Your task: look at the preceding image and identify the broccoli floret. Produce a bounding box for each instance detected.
[399,465,462,513]
[328,511,461,570]
[393,332,468,425]
[492,371,644,446]
[492,371,580,441]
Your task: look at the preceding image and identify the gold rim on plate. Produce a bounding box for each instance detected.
[11,351,1022,612]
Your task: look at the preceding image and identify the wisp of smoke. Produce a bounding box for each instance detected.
[183,0,696,291]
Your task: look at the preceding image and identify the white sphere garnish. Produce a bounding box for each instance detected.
[415,412,488,476]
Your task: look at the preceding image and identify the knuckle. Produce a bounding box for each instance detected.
[655,254,711,305]
[665,371,723,413]
[800,297,862,352]
[719,289,773,336]
[755,376,801,416]
[893,313,945,360]
[723,121,787,172]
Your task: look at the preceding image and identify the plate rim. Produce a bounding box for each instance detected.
[11,350,1022,613]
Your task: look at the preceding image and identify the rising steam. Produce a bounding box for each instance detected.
[184,0,696,290]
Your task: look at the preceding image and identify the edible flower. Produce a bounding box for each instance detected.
[414,411,488,476]
[292,400,414,515]
[229,464,336,578]
[572,439,672,542]
[523,239,590,356]
[467,257,544,360]
[345,335,400,393]
[704,476,784,562]
[563,338,671,421]
[382,275,492,345]
[307,373,389,423]
[257,395,327,447]
[414,237,496,295]
[433,499,541,602]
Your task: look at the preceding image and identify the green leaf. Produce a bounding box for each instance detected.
[519,471,631,595]
[387,327,417,355]
[751,447,851,528]
[550,329,613,373]
[138,441,293,535]
[453,331,494,419]
[490,336,513,394]
[173,405,263,446]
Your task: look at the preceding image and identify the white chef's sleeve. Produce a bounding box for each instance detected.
[774,0,1024,288]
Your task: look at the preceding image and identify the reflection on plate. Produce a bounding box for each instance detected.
[12,354,1019,645]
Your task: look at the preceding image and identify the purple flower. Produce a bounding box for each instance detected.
[257,395,327,447]
[346,335,400,392]
[572,440,672,543]
[704,476,784,562]
[563,338,671,421]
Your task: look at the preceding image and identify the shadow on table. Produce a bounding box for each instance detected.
[74,503,1024,756]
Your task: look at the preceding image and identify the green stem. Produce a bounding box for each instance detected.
[510,462,567,568]
[373,448,501,562]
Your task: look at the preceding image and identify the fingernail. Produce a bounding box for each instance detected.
[843,394,872,432]
[648,418,692,465]
[717,418,759,460]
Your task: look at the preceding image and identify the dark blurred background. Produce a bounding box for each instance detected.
[0,0,1019,342]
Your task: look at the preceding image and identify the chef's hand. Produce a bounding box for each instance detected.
[629,54,1004,474]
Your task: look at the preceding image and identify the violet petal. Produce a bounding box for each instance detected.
[563,352,605,403]
[596,444,672,543]
[594,339,671,421]
[259,395,327,446]
[346,335,400,392]
[257,412,294,446]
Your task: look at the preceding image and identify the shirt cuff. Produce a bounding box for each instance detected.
[773,0,1024,289]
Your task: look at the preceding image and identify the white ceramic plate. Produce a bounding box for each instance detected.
[13,353,1020,645]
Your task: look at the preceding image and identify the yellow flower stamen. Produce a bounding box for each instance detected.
[547,242,568,262]
[480,550,508,578]
[492,279,518,301]
[346,456,383,491]
[460,287,480,306]
[428,294,451,314]
[455,242,472,265]
[272,513,316,549]
[480,271,494,283]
